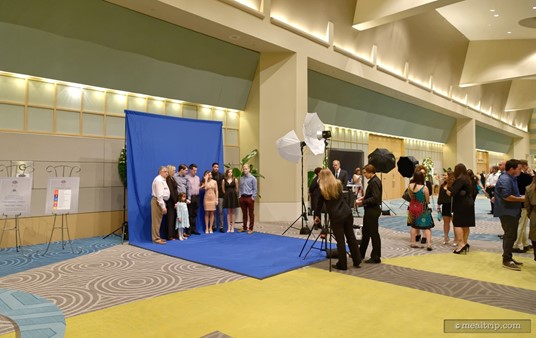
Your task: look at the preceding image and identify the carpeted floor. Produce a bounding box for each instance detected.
[58,268,536,337]
[0,196,534,337]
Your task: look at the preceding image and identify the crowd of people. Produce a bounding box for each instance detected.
[150,163,257,244]
[151,156,535,272]
[311,158,535,271]
[406,159,534,270]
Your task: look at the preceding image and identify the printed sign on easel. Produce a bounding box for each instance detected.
[0,177,33,216]
[45,177,80,214]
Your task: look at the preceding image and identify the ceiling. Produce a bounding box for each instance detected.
[437,0,536,40]
[105,0,535,119]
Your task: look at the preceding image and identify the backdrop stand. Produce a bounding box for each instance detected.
[103,186,127,244]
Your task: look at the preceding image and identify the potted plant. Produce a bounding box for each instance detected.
[224,149,265,179]
[118,147,127,188]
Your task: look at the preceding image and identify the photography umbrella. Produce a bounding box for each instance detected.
[302,112,325,155]
[275,130,302,164]
[368,148,395,173]
[397,156,419,178]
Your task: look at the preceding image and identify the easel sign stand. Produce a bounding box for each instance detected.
[1,213,23,252]
[43,165,81,255]
[0,164,34,253]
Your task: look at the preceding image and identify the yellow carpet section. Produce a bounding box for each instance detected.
[385,251,536,291]
[39,267,536,338]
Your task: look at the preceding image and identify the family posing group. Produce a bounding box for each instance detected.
[151,163,257,244]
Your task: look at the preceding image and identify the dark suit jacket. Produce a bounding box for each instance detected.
[309,176,322,218]
[314,185,352,224]
[166,176,179,205]
[211,170,224,196]
[333,169,349,190]
[362,175,382,208]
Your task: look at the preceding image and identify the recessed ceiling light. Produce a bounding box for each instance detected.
[507,31,512,34]
[494,14,499,17]
[490,9,496,12]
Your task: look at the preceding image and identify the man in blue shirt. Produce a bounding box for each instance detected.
[493,159,526,271]
[239,164,257,234]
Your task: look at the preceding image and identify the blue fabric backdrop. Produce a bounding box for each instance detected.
[126,110,224,244]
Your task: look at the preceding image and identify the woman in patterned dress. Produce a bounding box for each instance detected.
[407,171,434,250]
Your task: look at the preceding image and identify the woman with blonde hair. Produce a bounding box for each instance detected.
[314,168,361,270]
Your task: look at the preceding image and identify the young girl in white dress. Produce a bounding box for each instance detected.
[175,192,190,240]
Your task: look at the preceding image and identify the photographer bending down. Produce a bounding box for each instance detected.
[314,168,361,270]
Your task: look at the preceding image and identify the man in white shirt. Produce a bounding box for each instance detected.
[485,165,500,214]
[151,166,170,244]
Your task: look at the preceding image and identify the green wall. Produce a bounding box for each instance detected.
[0,0,259,110]
[308,70,456,143]
[475,126,512,153]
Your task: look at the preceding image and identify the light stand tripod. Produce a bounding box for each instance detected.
[282,142,311,235]
[299,215,336,271]
[379,173,397,215]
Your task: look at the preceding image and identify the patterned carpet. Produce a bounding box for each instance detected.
[0,196,534,336]
[0,244,244,335]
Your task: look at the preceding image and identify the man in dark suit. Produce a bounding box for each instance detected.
[332,160,349,190]
[211,163,225,232]
[333,160,350,207]
[356,163,383,264]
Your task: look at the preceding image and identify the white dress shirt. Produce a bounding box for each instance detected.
[152,175,170,209]
[486,172,500,187]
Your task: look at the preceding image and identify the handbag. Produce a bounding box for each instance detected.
[426,206,435,227]
[437,207,443,221]
[402,189,411,202]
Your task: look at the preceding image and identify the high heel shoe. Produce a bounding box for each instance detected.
[453,244,468,255]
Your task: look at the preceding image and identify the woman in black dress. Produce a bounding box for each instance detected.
[447,163,475,254]
[165,165,179,240]
[314,168,361,270]
[437,172,455,245]
[222,168,239,232]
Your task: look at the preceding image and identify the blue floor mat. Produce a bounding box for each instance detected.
[132,231,327,279]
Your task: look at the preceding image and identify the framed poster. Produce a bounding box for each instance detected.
[45,177,80,214]
[0,177,33,216]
